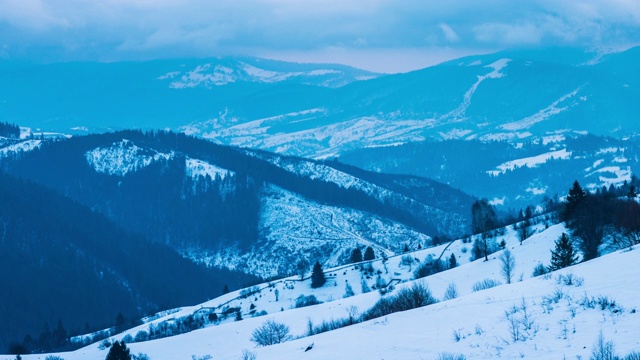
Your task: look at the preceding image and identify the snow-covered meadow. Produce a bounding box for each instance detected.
[21,221,640,360]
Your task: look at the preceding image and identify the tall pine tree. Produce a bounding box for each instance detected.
[563,180,586,221]
[310,261,326,288]
[549,233,579,271]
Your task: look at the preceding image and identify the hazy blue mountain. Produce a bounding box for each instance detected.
[0,57,377,132]
[4,47,639,208]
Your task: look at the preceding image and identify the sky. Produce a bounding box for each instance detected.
[1,0,639,73]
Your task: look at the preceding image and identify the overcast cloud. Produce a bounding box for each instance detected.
[1,0,639,72]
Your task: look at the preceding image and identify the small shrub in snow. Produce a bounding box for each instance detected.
[590,331,618,360]
[414,257,447,279]
[361,278,371,293]
[436,352,466,360]
[252,310,268,317]
[307,317,352,336]
[472,278,501,292]
[400,254,415,269]
[240,349,257,360]
[541,288,570,313]
[443,283,458,301]
[134,330,149,342]
[191,355,212,360]
[361,282,437,321]
[555,273,584,287]
[346,306,359,325]
[504,298,537,342]
[474,324,484,335]
[343,281,355,298]
[295,294,322,308]
[625,352,640,360]
[121,334,133,344]
[132,353,150,360]
[45,356,65,360]
[532,263,548,277]
[250,319,291,346]
[98,339,112,350]
[452,329,465,342]
[579,294,623,314]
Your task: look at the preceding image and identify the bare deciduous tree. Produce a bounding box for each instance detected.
[499,248,516,284]
[250,319,291,346]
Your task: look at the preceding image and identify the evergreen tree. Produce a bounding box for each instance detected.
[363,246,375,261]
[549,233,579,271]
[628,185,637,199]
[53,319,67,348]
[350,248,363,263]
[114,312,125,334]
[105,340,131,360]
[448,253,457,269]
[310,261,326,288]
[563,180,586,221]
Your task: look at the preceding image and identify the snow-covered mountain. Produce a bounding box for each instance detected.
[181,46,640,158]
[4,47,639,155]
[341,133,640,209]
[4,47,639,208]
[0,57,377,132]
[2,131,474,279]
[20,218,640,360]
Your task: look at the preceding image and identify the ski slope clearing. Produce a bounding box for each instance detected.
[23,220,640,359]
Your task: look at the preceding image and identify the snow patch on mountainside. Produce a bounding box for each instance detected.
[195,113,435,159]
[85,139,174,176]
[488,148,572,176]
[596,147,623,155]
[586,165,632,188]
[441,58,511,122]
[500,86,585,131]
[162,61,363,89]
[193,185,430,278]
[185,158,233,180]
[169,64,237,88]
[0,139,41,158]
[240,63,342,83]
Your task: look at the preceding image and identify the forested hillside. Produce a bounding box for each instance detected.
[0,173,255,352]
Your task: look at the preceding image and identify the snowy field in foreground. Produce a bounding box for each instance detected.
[19,223,640,360]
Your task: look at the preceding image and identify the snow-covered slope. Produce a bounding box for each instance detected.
[85,139,174,176]
[197,185,431,278]
[0,138,41,159]
[180,47,640,159]
[342,133,640,209]
[29,220,640,359]
[4,131,473,279]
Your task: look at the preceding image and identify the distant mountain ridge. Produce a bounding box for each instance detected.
[4,47,639,207]
[0,57,378,133]
[2,131,474,279]
[4,47,639,152]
